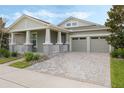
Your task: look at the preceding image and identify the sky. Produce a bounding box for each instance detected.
[0,5,112,27]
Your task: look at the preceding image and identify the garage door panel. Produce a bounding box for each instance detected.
[72,37,87,52]
[90,37,109,53]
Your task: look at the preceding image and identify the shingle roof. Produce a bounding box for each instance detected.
[25,14,50,24]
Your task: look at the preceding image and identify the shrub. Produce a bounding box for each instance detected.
[121,49,124,58]
[111,48,124,58]
[0,49,10,58]
[0,49,2,57]
[3,49,10,58]
[24,52,34,62]
[11,51,18,57]
[111,49,118,58]
[117,48,124,58]
[32,54,40,61]
[0,48,5,57]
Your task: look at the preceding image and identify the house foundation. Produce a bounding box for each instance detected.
[9,44,16,52]
[43,44,69,56]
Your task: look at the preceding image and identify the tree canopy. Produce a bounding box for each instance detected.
[0,17,9,49]
[105,5,124,49]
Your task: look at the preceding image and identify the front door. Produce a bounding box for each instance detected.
[31,32,37,52]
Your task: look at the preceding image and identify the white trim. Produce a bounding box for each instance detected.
[69,35,71,52]
[10,32,16,45]
[70,33,110,38]
[109,45,112,53]
[65,33,69,44]
[56,32,63,44]
[87,36,90,52]
[69,28,109,32]
[25,30,32,45]
[10,27,48,32]
[44,28,53,45]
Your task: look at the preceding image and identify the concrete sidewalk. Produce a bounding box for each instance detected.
[0,65,105,88]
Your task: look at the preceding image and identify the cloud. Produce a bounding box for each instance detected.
[65,12,91,19]
[12,12,22,20]
[0,9,92,26]
[22,10,91,19]
[21,10,92,23]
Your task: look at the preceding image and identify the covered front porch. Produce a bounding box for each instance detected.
[9,28,69,55]
[8,15,69,55]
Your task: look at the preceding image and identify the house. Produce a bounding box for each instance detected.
[8,14,111,55]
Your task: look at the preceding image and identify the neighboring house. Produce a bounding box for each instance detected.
[8,14,111,55]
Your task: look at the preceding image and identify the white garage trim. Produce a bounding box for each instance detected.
[87,36,90,52]
[70,33,110,38]
[69,33,111,52]
[109,45,112,53]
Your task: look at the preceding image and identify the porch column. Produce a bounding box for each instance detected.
[24,30,32,52]
[25,30,31,44]
[87,36,90,53]
[43,28,52,44]
[10,32,15,45]
[57,31,63,44]
[43,28,52,55]
[65,33,69,44]
[9,32,16,52]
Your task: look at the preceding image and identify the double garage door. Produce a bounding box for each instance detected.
[71,36,109,53]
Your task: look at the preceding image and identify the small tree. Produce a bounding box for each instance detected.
[0,17,9,49]
[105,5,124,49]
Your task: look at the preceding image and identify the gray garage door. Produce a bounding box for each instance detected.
[90,36,109,53]
[72,37,87,52]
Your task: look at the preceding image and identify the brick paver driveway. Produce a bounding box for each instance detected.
[27,52,111,87]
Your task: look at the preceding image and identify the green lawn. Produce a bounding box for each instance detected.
[0,57,19,64]
[111,58,124,88]
[9,61,31,69]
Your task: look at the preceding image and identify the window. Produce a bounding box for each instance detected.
[72,38,78,40]
[100,36,106,39]
[31,32,37,48]
[65,22,78,27]
[66,23,71,26]
[91,37,98,39]
[80,37,86,40]
[72,22,77,26]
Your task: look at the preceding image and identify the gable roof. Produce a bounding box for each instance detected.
[8,14,70,33]
[8,14,50,30]
[58,16,103,27]
[25,15,50,24]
